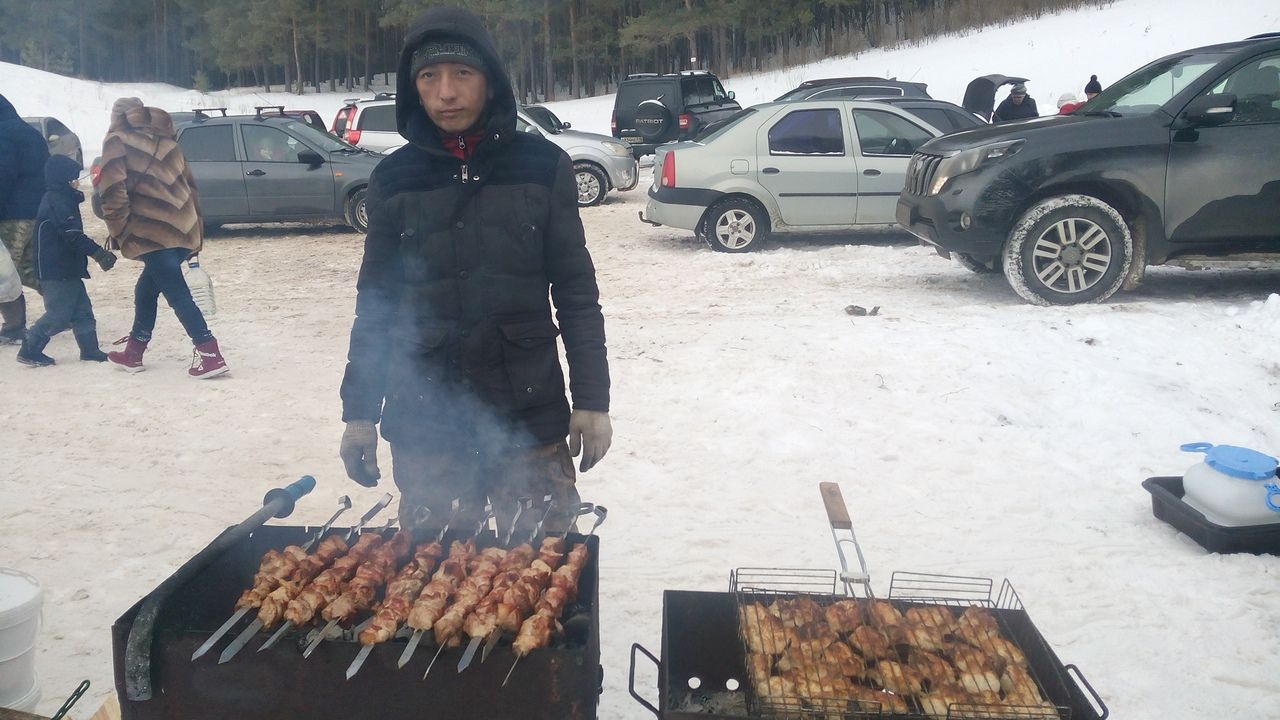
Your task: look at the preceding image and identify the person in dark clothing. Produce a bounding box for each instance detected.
[17,154,117,367]
[993,83,1040,123]
[1084,75,1103,100]
[338,5,612,534]
[0,93,52,344]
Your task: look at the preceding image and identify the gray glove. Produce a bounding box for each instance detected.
[568,409,612,473]
[94,249,117,271]
[340,420,381,487]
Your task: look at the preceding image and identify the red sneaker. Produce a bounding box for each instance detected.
[107,335,148,373]
[190,338,229,379]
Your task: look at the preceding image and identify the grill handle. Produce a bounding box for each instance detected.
[819,482,872,597]
[124,475,317,701]
[627,642,662,718]
[1066,663,1110,719]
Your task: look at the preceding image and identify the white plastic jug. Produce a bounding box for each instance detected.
[0,569,42,707]
[184,256,216,317]
[1180,442,1280,527]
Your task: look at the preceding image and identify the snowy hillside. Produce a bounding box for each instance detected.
[1,0,1276,162]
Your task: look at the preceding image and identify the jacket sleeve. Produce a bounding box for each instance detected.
[543,152,610,413]
[98,135,132,237]
[0,135,14,217]
[340,170,399,423]
[59,197,103,258]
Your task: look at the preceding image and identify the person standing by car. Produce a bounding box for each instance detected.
[338,5,612,534]
[1084,75,1103,101]
[993,83,1039,122]
[17,155,117,367]
[98,97,229,378]
[0,93,51,345]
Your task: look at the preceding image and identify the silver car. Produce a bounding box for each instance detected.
[641,100,944,251]
[516,106,639,207]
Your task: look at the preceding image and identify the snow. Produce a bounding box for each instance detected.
[2,0,1279,718]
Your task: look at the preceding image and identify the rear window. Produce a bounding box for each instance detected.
[334,107,352,135]
[809,86,904,100]
[617,82,675,114]
[358,104,397,132]
[907,107,956,132]
[47,118,72,136]
[178,125,236,162]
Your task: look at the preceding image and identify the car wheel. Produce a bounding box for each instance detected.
[705,198,768,253]
[1002,194,1132,305]
[955,253,997,274]
[345,188,369,233]
[573,163,607,207]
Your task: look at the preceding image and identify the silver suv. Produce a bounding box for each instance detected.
[333,96,637,207]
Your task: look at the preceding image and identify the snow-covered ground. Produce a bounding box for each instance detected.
[2,0,1279,718]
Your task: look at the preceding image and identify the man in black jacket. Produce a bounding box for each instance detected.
[339,5,612,534]
[993,83,1039,123]
[0,93,51,344]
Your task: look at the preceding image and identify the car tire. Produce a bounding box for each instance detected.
[345,188,369,233]
[573,163,608,207]
[1002,194,1133,306]
[705,198,768,253]
[955,253,997,274]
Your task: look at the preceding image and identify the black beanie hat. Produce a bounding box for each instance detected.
[410,37,488,79]
[1085,75,1102,94]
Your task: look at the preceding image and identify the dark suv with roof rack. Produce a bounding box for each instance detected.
[91,106,382,233]
[897,33,1280,305]
[611,70,741,158]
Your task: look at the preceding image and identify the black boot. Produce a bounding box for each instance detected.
[75,330,109,362]
[0,294,25,345]
[16,333,54,367]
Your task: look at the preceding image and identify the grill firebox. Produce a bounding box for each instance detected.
[113,525,600,720]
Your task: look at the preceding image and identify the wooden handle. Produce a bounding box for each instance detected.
[820,482,852,530]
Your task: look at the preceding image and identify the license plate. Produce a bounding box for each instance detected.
[622,135,643,144]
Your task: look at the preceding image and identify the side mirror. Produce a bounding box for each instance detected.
[297,149,325,165]
[727,90,736,100]
[560,121,572,130]
[1182,93,1236,127]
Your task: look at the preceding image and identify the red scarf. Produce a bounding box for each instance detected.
[440,130,486,160]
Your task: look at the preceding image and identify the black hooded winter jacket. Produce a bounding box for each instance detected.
[340,6,609,451]
[35,155,103,281]
[0,93,52,221]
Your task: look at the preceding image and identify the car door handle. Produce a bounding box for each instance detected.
[863,169,881,176]
[762,167,780,174]
[246,169,266,177]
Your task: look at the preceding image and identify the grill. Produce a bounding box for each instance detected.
[112,520,601,720]
[906,153,944,196]
[628,484,1107,720]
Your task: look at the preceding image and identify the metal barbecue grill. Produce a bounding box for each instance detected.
[112,522,602,719]
[629,483,1107,720]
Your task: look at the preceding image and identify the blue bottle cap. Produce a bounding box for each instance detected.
[1181,442,1279,481]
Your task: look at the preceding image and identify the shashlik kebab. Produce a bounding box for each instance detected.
[342,539,449,679]
[301,529,414,658]
[395,539,482,668]
[217,530,386,663]
[454,542,539,671]
[419,546,511,679]
[189,545,308,661]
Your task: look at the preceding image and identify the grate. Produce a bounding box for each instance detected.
[906,153,944,196]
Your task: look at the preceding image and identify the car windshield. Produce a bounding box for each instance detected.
[1083,52,1230,116]
[282,120,360,152]
[694,107,757,143]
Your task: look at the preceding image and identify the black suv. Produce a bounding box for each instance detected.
[611,70,741,158]
[775,76,930,102]
[897,34,1280,305]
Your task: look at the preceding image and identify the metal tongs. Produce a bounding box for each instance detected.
[819,481,872,599]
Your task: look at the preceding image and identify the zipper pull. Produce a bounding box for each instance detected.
[456,135,466,151]
[460,163,468,184]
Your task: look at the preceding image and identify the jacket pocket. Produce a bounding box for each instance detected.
[383,324,453,428]
[498,320,565,410]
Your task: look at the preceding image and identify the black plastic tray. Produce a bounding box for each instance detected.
[1143,476,1280,555]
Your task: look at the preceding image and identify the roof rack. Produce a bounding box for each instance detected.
[254,105,286,120]
[191,107,228,122]
[797,76,890,88]
[626,73,660,80]
[676,70,712,76]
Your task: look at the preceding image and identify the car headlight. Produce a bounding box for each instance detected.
[930,139,1024,195]
[603,141,633,158]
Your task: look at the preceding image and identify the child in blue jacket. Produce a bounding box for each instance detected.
[17,155,117,367]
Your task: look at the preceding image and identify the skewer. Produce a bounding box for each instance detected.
[499,506,605,685]
[418,508,497,680]
[456,498,534,672]
[191,495,354,661]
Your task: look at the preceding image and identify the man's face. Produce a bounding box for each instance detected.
[417,62,488,135]
[1085,91,1098,100]
[1011,93,1025,105]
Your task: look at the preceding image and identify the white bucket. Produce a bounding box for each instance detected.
[0,569,42,707]
[0,674,40,713]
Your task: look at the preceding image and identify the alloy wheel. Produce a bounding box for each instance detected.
[576,171,602,205]
[714,209,756,250]
[1031,218,1112,294]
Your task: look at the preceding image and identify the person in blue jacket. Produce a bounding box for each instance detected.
[0,93,51,344]
[17,155,117,367]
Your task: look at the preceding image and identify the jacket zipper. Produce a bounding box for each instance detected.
[460,162,468,184]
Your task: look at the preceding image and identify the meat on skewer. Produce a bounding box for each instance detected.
[432,547,507,646]
[233,545,310,612]
[511,541,590,657]
[323,531,413,625]
[406,541,475,633]
[257,534,349,628]
[358,540,446,645]
[283,532,384,627]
